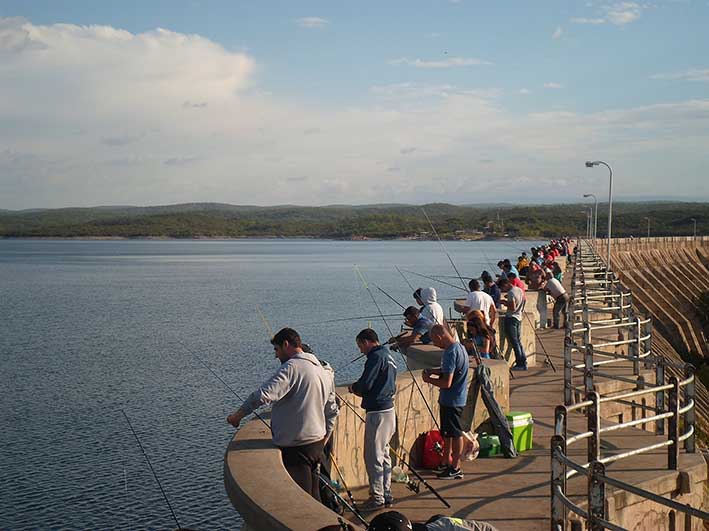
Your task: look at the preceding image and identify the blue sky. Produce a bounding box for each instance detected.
[0,1,708,208]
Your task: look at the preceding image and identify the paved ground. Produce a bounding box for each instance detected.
[346,326,704,531]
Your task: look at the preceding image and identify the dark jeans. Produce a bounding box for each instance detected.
[553,294,570,329]
[280,439,325,502]
[504,316,527,368]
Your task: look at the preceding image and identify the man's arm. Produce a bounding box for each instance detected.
[324,380,339,438]
[349,355,379,396]
[227,363,294,427]
[422,371,454,389]
[488,301,497,324]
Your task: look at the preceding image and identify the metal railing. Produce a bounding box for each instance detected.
[550,240,707,531]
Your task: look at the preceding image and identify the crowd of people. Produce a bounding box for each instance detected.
[225,237,572,528]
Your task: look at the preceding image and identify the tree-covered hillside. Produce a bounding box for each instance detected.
[0,202,707,239]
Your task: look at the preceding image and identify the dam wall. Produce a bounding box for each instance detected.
[594,236,709,441]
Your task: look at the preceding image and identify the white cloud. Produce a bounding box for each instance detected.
[1,17,708,207]
[295,17,329,29]
[571,2,646,26]
[544,82,564,89]
[652,68,709,82]
[571,17,607,24]
[552,26,563,39]
[604,2,643,25]
[519,88,532,95]
[389,56,492,68]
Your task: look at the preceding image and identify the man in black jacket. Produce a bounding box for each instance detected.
[348,328,398,512]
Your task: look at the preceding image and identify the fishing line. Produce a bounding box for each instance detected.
[421,208,468,292]
[295,313,402,327]
[354,265,440,431]
[395,265,415,292]
[375,284,405,310]
[121,409,182,530]
[400,268,467,292]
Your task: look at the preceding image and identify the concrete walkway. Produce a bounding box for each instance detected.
[346,326,705,531]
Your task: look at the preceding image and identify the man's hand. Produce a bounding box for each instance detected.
[227,410,245,428]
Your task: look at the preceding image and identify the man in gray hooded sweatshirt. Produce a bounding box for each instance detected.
[227,327,339,501]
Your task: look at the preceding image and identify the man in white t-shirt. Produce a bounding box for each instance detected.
[461,279,496,326]
[500,277,527,370]
[543,274,569,329]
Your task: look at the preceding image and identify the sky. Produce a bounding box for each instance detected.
[0,0,708,209]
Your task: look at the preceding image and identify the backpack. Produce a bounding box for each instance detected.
[413,430,445,469]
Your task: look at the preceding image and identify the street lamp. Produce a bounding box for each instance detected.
[691,218,697,238]
[643,216,650,238]
[585,160,613,280]
[583,193,598,241]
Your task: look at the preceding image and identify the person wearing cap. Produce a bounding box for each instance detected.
[368,511,500,531]
[348,328,398,512]
[227,327,339,501]
[388,306,433,350]
[543,273,569,329]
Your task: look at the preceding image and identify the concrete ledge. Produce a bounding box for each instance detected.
[224,420,359,531]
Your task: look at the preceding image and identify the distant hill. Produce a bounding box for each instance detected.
[0,201,706,239]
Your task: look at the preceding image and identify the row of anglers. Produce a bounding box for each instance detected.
[226,239,571,530]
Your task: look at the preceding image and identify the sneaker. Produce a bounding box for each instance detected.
[437,466,464,480]
[433,463,448,473]
[512,365,528,371]
[384,495,395,507]
[359,498,385,512]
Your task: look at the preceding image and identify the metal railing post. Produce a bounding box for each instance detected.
[564,332,573,406]
[587,391,601,463]
[655,357,665,435]
[550,435,567,531]
[585,344,595,396]
[632,317,641,376]
[588,461,607,531]
[684,364,696,453]
[668,376,680,470]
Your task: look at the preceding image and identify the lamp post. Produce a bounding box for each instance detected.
[691,218,697,238]
[585,160,613,280]
[643,217,650,238]
[583,193,598,241]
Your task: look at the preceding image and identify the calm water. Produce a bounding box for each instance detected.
[0,238,543,530]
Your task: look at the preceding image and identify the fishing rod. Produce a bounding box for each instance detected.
[296,313,402,327]
[121,409,183,531]
[375,285,405,310]
[399,268,467,292]
[328,452,361,517]
[354,266,440,431]
[335,391,450,508]
[421,208,468,292]
[395,265,415,292]
[523,311,557,372]
[178,341,369,528]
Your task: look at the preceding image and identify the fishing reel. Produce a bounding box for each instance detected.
[432,441,444,455]
[406,479,421,494]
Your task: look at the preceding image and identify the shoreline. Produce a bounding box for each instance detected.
[0,235,546,242]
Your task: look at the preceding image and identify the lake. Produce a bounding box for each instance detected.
[0,238,544,530]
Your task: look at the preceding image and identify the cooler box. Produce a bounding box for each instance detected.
[506,411,534,452]
[478,434,500,457]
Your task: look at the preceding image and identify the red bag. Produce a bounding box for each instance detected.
[421,430,445,469]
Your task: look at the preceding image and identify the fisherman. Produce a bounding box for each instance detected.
[226,327,339,501]
[388,306,433,350]
[505,271,527,292]
[422,324,469,480]
[368,511,500,531]
[543,272,569,329]
[460,279,496,327]
[480,271,501,309]
[348,328,398,511]
[420,287,444,325]
[499,277,527,370]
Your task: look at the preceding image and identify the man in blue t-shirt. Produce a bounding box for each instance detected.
[422,324,469,480]
[387,306,433,350]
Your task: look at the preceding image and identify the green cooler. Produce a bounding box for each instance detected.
[506,411,534,452]
[478,433,500,457]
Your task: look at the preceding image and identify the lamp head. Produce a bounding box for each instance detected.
[585,161,597,168]
[583,193,591,198]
